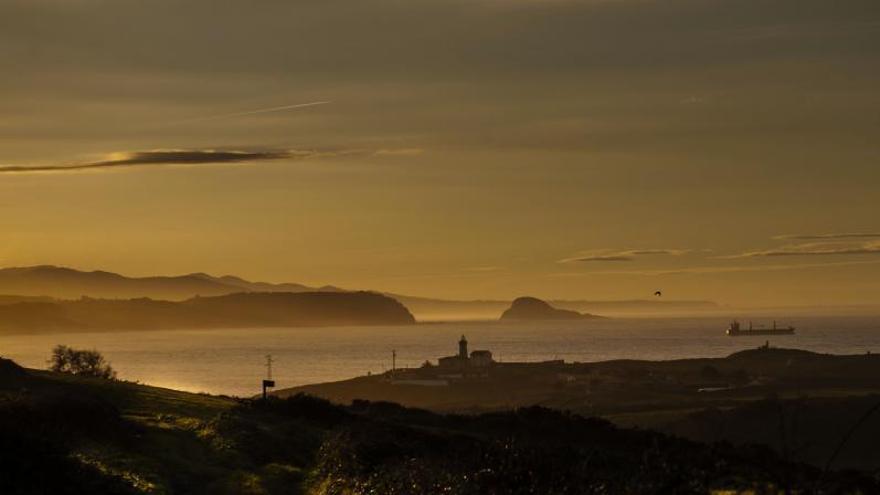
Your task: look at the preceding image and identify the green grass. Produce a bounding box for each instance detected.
[2,367,313,494]
[29,370,234,419]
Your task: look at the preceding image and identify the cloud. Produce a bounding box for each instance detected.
[726,241,880,258]
[773,232,880,240]
[0,147,422,174]
[373,148,425,157]
[0,149,294,174]
[570,255,635,262]
[560,248,691,263]
[463,266,504,272]
[550,259,880,277]
[170,101,332,125]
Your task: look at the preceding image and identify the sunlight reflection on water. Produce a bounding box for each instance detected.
[0,316,877,396]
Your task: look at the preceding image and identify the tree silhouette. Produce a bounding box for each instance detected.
[48,345,117,380]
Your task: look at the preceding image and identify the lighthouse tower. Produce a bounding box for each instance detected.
[459,335,468,359]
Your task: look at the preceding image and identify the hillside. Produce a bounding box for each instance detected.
[0,291,415,334]
[281,348,880,417]
[0,358,873,494]
[279,347,880,472]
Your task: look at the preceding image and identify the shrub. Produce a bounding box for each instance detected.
[48,345,117,380]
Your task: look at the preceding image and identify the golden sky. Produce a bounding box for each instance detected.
[1,0,879,306]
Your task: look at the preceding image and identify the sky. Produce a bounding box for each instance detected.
[1,0,879,306]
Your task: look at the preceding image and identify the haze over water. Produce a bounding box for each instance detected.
[2,316,877,397]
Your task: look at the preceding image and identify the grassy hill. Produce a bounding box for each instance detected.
[1,356,877,494]
[280,347,880,474]
[279,348,880,415]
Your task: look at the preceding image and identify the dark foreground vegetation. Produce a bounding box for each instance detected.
[1,356,877,494]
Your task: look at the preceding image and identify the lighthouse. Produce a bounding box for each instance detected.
[438,335,493,372]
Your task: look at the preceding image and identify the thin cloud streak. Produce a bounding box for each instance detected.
[169,101,332,125]
[572,255,635,262]
[0,149,326,174]
[0,147,425,174]
[724,241,880,259]
[551,259,880,277]
[560,248,691,263]
[464,266,504,272]
[774,232,880,240]
[374,148,425,156]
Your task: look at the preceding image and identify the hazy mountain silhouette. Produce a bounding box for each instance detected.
[0,294,54,305]
[500,296,599,321]
[0,266,235,300]
[0,292,415,333]
[0,266,717,319]
[189,273,343,294]
[0,265,340,301]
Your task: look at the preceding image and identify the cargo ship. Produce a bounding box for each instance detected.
[726,320,795,336]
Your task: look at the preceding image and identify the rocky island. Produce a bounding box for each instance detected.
[500,296,600,321]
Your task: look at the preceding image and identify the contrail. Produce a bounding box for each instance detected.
[171,101,332,125]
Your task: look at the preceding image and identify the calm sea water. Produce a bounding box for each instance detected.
[0,316,878,397]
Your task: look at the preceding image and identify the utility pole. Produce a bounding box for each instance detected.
[392,349,397,378]
[266,354,273,380]
[262,354,275,400]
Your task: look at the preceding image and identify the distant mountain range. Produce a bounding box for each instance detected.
[0,265,341,301]
[0,265,720,320]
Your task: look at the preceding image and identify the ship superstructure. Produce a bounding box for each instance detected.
[726,320,795,336]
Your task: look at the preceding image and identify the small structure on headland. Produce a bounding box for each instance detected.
[438,335,494,372]
[385,335,564,386]
[262,354,276,399]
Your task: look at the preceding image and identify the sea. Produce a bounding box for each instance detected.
[0,316,878,397]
